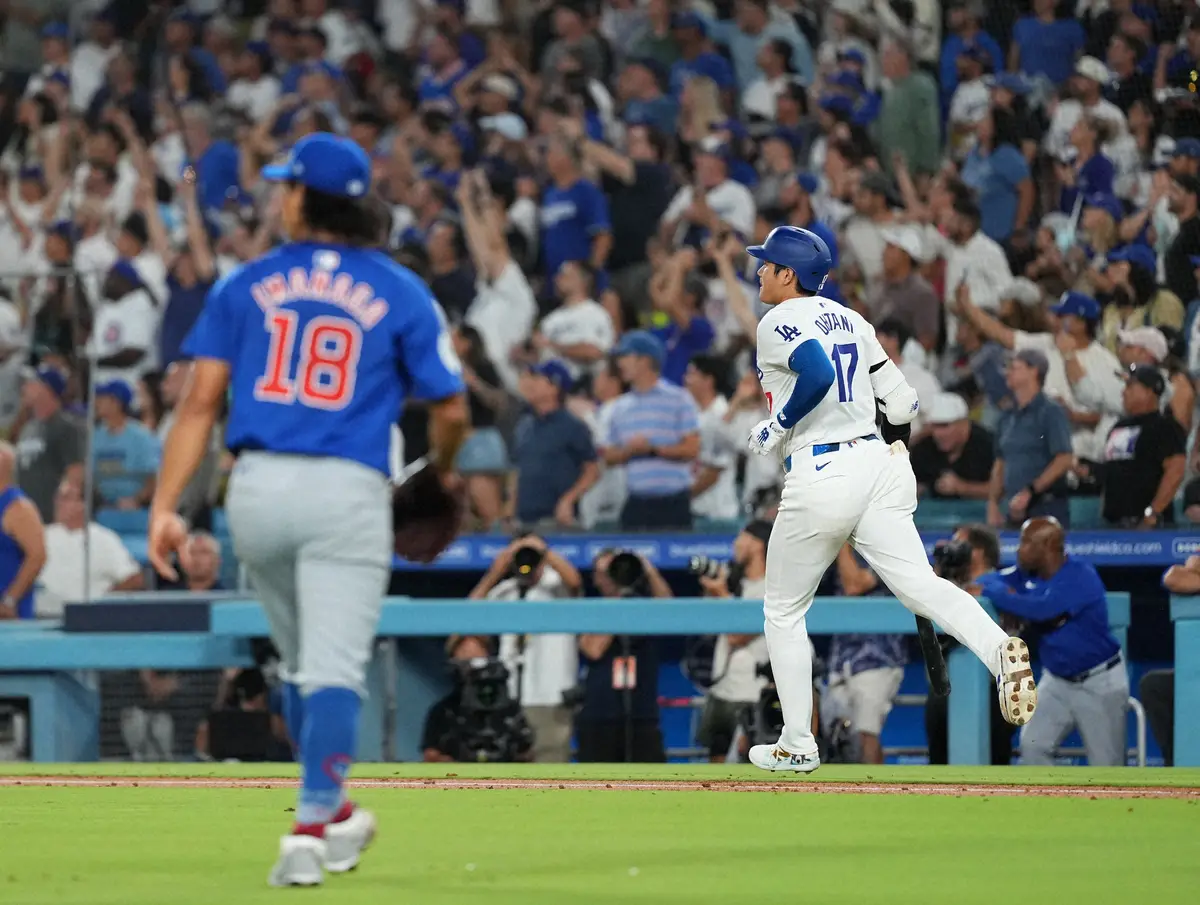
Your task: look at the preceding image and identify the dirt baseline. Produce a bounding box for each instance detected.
[1,777,1196,799]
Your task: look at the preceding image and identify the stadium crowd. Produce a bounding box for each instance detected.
[0,0,1196,763]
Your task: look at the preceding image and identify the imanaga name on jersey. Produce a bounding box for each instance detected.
[250,267,390,330]
[813,310,853,336]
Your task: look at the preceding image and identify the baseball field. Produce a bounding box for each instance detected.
[2,763,1198,904]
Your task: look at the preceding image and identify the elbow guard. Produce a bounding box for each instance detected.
[882,382,920,425]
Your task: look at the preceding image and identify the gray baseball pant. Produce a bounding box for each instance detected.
[225,452,392,697]
[1020,662,1130,766]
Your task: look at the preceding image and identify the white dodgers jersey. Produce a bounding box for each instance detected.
[756,296,889,461]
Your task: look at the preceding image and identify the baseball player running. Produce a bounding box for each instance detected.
[147,133,469,884]
[742,226,1037,773]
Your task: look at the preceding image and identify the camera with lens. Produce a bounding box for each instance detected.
[689,556,745,597]
[605,550,648,597]
[932,539,973,587]
[510,543,546,591]
[447,657,533,763]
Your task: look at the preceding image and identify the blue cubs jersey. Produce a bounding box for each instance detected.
[183,242,465,475]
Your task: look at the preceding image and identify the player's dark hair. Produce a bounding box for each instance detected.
[297,184,385,247]
[957,523,1000,571]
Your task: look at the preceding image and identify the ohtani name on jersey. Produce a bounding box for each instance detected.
[813,311,853,336]
[251,268,390,330]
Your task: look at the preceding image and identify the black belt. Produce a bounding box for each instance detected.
[1063,654,1122,684]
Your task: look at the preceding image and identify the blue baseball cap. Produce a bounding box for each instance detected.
[671,12,707,34]
[1174,137,1200,159]
[613,330,666,367]
[41,22,69,40]
[33,366,67,398]
[19,164,44,182]
[837,47,867,67]
[1107,244,1157,273]
[109,258,143,288]
[1190,254,1200,269]
[95,379,133,411]
[988,72,1031,95]
[46,70,70,88]
[1049,291,1101,321]
[796,171,819,194]
[261,132,371,199]
[818,94,854,115]
[1083,192,1124,222]
[827,70,864,92]
[958,43,991,67]
[528,360,572,395]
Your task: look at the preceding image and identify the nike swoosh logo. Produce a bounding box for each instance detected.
[816,463,829,471]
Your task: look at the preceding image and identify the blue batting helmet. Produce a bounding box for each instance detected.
[746,226,832,292]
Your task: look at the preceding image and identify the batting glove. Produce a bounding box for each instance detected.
[747,416,787,456]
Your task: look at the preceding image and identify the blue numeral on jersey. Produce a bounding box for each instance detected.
[774,324,801,343]
[832,343,858,402]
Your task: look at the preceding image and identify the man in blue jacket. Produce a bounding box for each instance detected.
[976,517,1129,766]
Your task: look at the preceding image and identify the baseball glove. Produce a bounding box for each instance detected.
[391,459,467,564]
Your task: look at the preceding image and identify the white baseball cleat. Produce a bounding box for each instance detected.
[324,806,377,873]
[748,744,821,774]
[267,835,326,888]
[997,636,1038,726]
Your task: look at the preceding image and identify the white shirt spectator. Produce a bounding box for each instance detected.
[1044,97,1128,161]
[539,298,615,379]
[133,249,168,306]
[704,273,760,352]
[693,395,741,521]
[38,521,141,617]
[227,74,282,123]
[741,74,802,121]
[944,229,1011,312]
[1014,330,1123,459]
[73,158,138,222]
[709,576,769,704]
[578,398,626,528]
[841,216,889,295]
[492,566,578,708]
[662,180,756,243]
[75,232,119,307]
[153,131,188,187]
[465,260,537,394]
[88,287,158,387]
[70,40,120,112]
[947,77,989,159]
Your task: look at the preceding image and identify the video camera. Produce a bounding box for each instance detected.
[510,543,545,591]
[446,657,532,763]
[932,539,974,587]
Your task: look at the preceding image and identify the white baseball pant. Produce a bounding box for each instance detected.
[764,438,1010,757]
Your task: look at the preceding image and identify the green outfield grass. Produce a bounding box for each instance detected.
[2,764,1197,904]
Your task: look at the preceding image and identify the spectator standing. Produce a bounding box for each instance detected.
[1165,174,1200,305]
[667,13,736,99]
[875,319,940,434]
[0,291,28,433]
[510,361,599,529]
[15,366,83,523]
[603,330,701,530]
[939,0,1004,109]
[471,535,583,763]
[962,108,1034,243]
[1044,56,1128,162]
[704,0,815,91]
[458,168,537,395]
[648,248,715,385]
[577,358,628,528]
[534,260,615,380]
[875,37,941,180]
[824,544,907,765]
[870,225,939,351]
[1117,326,1193,431]
[1098,365,1186,527]
[628,0,680,69]
[0,442,45,620]
[943,193,1013,318]
[685,355,740,523]
[155,362,219,526]
[539,133,612,284]
[987,349,1075,527]
[1009,0,1087,89]
[696,520,771,761]
[977,517,1129,767]
[659,138,756,249]
[452,325,511,528]
[92,381,160,511]
[87,260,158,388]
[615,57,678,134]
[841,170,896,302]
[39,477,144,617]
[910,393,995,500]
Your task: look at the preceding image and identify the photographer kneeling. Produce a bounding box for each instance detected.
[422,636,535,763]
[694,520,771,762]
[470,534,583,762]
[924,524,1018,764]
[575,550,671,762]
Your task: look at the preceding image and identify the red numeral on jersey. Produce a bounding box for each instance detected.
[254,310,362,411]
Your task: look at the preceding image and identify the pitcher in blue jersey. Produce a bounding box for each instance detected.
[147,133,469,887]
[0,443,46,620]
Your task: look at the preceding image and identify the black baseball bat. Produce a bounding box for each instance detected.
[915,615,951,696]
